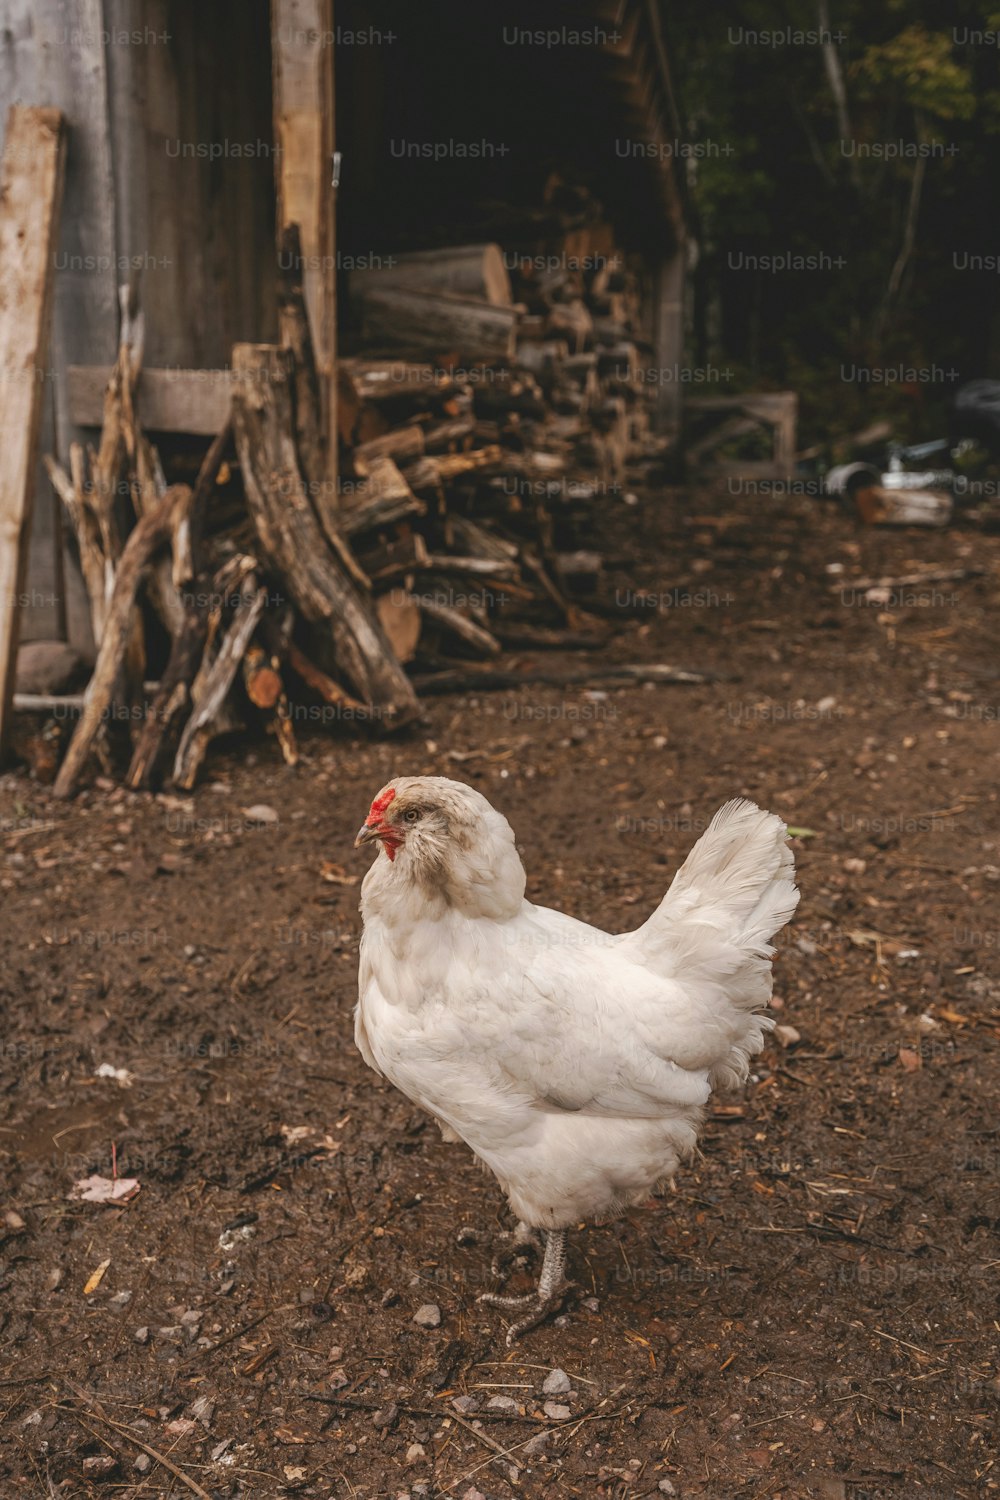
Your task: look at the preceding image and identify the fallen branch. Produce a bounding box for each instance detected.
[53,485,194,798]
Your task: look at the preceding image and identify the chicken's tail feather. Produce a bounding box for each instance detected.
[628,798,799,1090]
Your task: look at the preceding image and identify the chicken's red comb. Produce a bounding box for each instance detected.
[366,786,396,825]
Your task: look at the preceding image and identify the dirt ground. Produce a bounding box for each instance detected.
[2,482,999,1500]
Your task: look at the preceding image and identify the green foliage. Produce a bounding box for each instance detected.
[666,0,1000,446]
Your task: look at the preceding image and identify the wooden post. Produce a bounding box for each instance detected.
[0,106,67,757]
[652,246,686,437]
[271,0,337,496]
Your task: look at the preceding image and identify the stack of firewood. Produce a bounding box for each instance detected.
[40,229,690,798]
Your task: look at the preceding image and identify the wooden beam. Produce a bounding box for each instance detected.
[271,0,337,489]
[67,365,233,434]
[0,107,67,758]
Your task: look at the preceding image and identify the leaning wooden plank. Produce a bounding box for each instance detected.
[271,0,336,483]
[0,107,67,758]
[277,223,326,499]
[231,343,419,726]
[52,485,192,799]
[172,576,267,791]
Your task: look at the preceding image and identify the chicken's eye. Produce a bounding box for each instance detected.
[403,808,421,824]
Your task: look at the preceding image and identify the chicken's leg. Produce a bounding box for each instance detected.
[479,1228,570,1344]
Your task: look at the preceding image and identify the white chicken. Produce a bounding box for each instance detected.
[354,776,798,1342]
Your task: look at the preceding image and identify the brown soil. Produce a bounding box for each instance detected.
[2,484,998,1500]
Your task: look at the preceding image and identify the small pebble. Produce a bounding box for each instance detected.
[544,1402,570,1420]
[134,1454,152,1474]
[451,1395,478,1414]
[487,1395,518,1412]
[133,1326,150,1344]
[412,1303,441,1328]
[542,1368,571,1395]
[82,1455,116,1476]
[405,1442,426,1465]
[372,1403,399,1429]
[658,1481,677,1495]
[108,1290,133,1312]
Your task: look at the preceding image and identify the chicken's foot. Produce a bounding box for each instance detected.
[479,1228,571,1344]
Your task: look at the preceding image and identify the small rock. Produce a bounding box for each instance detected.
[451,1395,478,1414]
[542,1368,571,1395]
[380,1287,400,1307]
[405,1442,426,1465]
[46,1268,63,1291]
[796,936,818,956]
[210,1438,232,1461]
[581,1296,600,1313]
[773,1023,801,1048]
[108,1290,133,1312]
[372,1403,399,1429]
[134,1453,152,1473]
[412,1303,441,1328]
[486,1395,518,1412]
[917,1012,940,1034]
[242,803,279,825]
[4,1210,25,1229]
[188,1394,215,1427]
[133,1326,150,1344]
[543,1401,570,1420]
[462,1489,488,1500]
[165,1417,197,1438]
[843,857,867,875]
[658,1481,677,1495]
[523,1432,552,1457]
[82,1454,117,1476]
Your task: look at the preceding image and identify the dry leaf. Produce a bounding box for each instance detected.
[72,1174,141,1205]
[83,1258,111,1294]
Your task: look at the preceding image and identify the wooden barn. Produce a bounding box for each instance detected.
[0,0,689,779]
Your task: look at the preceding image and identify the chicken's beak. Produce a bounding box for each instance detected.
[354,822,381,849]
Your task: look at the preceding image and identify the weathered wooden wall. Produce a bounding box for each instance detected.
[0,0,276,654]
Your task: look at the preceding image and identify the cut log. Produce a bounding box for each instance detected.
[242,643,298,767]
[375,592,422,664]
[353,425,426,474]
[53,485,194,798]
[339,458,426,537]
[418,597,501,658]
[347,282,517,363]
[342,360,457,403]
[230,343,419,726]
[172,570,267,790]
[404,446,503,492]
[349,243,512,305]
[285,641,369,717]
[124,587,209,790]
[357,532,430,584]
[0,107,67,759]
